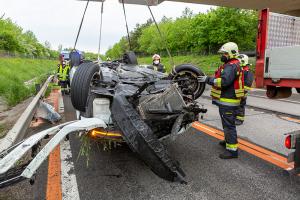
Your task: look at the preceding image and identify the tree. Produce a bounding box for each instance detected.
[0,17,59,58]
[44,41,51,49]
[106,7,258,56]
[181,7,193,18]
[129,18,153,53]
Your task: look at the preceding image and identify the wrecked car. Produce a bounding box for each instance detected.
[70,52,207,182]
[0,52,206,188]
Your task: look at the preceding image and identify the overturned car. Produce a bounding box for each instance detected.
[70,52,207,182]
[0,52,206,188]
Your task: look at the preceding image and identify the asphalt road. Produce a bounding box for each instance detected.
[64,95,300,200]
[1,92,300,200]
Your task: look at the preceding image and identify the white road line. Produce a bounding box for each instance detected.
[249,94,300,104]
[58,92,64,114]
[59,91,80,200]
[61,140,80,200]
[251,88,266,92]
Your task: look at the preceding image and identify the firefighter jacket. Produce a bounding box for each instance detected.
[242,65,254,93]
[152,63,165,73]
[207,59,245,106]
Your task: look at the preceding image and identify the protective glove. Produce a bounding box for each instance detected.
[198,75,208,83]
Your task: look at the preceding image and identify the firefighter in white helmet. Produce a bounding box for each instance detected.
[199,42,245,159]
[236,54,254,125]
[150,54,165,73]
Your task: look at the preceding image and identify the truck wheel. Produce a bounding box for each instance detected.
[71,62,101,112]
[172,64,206,99]
[296,88,300,94]
[266,86,292,99]
[266,86,277,98]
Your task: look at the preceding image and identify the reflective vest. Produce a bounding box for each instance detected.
[58,64,70,81]
[210,59,245,106]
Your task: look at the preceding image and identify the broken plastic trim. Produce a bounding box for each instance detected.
[0,118,107,188]
[0,121,75,175]
[112,94,186,183]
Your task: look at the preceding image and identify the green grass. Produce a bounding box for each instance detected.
[0,57,56,106]
[44,82,61,98]
[138,55,256,75]
[0,124,5,138]
[138,55,221,75]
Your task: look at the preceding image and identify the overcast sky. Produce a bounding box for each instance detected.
[1,0,213,54]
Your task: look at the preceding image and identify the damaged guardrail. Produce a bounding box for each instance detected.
[0,75,54,153]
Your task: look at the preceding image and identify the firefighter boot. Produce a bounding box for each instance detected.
[235,119,244,126]
[219,140,226,148]
[219,150,238,159]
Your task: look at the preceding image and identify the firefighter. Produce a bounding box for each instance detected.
[57,55,70,95]
[199,42,245,159]
[236,54,254,125]
[151,54,165,73]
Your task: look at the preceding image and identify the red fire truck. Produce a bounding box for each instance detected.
[256,8,300,98]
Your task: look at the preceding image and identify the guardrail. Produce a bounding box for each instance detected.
[0,75,54,153]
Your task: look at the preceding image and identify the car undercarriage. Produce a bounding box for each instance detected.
[70,52,207,182]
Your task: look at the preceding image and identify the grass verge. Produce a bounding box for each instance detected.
[0,124,6,138]
[138,55,256,75]
[0,57,56,106]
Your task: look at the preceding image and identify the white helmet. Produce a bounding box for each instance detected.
[238,54,249,66]
[218,42,239,59]
[152,54,161,60]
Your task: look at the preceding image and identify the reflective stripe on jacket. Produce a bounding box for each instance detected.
[242,65,254,93]
[57,64,70,81]
[209,59,245,106]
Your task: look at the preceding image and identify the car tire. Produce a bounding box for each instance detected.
[71,62,101,112]
[172,64,206,99]
[123,51,138,65]
[69,50,81,67]
[81,93,97,118]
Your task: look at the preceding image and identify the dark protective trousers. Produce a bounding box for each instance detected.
[236,97,247,122]
[219,105,239,146]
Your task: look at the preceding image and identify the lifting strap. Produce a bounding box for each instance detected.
[73,0,90,49]
[97,0,105,61]
[121,0,132,50]
[144,1,175,68]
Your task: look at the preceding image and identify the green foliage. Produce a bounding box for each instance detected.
[191,8,257,53]
[138,55,221,75]
[106,19,153,59]
[106,7,258,59]
[106,37,130,59]
[84,52,105,61]
[0,57,56,106]
[0,18,59,58]
[0,123,6,138]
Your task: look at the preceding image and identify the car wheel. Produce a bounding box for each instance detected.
[71,62,101,112]
[172,64,206,99]
[81,93,97,118]
[123,51,138,65]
